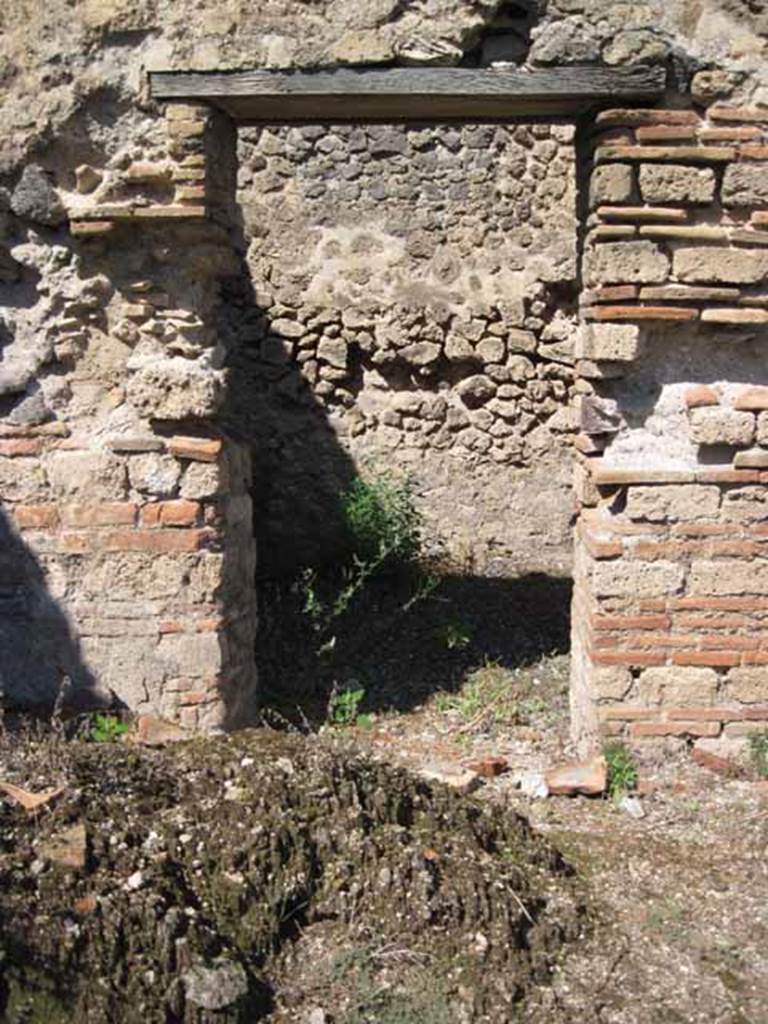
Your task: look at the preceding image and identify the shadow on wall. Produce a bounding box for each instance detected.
[211,118,575,721]
[0,505,102,714]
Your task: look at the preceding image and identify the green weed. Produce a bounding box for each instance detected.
[603,741,638,800]
[89,714,129,743]
[342,472,422,566]
[328,685,366,727]
[437,621,472,650]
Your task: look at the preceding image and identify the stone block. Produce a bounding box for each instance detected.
[180,462,225,499]
[757,412,768,446]
[583,241,669,286]
[47,451,127,501]
[593,560,685,599]
[673,247,768,284]
[638,164,716,204]
[128,454,182,497]
[157,632,223,678]
[578,323,640,362]
[721,164,768,207]
[0,457,48,503]
[724,668,766,703]
[10,165,67,227]
[594,666,633,701]
[721,486,768,524]
[734,448,768,469]
[589,164,635,208]
[689,559,768,596]
[127,359,224,420]
[636,666,718,706]
[689,408,755,446]
[625,484,721,522]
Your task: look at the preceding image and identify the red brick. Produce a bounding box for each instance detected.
[159,500,200,527]
[101,528,214,553]
[695,469,761,484]
[596,109,701,127]
[743,651,768,664]
[667,708,737,721]
[672,651,741,667]
[623,633,694,649]
[742,706,768,720]
[635,125,698,142]
[591,614,671,631]
[628,541,690,560]
[13,505,59,529]
[159,620,184,634]
[699,126,763,141]
[0,438,43,457]
[57,532,92,554]
[708,106,768,123]
[585,305,699,322]
[60,503,137,527]
[670,597,768,611]
[630,721,721,737]
[195,617,224,632]
[596,145,735,162]
[140,504,162,528]
[591,467,696,485]
[671,523,731,537]
[683,385,719,409]
[733,386,768,411]
[675,613,753,629]
[585,284,638,304]
[592,651,667,667]
[580,532,623,559]
[166,436,222,463]
[702,635,760,651]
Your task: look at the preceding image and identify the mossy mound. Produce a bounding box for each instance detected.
[0,730,588,1022]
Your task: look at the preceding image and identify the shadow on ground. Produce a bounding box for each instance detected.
[257,568,571,729]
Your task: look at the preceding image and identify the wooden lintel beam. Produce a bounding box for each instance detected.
[149,66,666,121]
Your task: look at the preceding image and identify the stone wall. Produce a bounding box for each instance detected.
[0,103,258,726]
[1,0,768,730]
[571,102,768,755]
[230,120,578,575]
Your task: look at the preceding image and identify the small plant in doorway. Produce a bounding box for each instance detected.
[603,741,638,800]
[89,714,129,743]
[327,684,366,727]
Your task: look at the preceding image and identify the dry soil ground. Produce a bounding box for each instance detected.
[353,650,768,1024]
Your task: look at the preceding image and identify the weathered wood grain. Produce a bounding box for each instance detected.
[149,66,666,121]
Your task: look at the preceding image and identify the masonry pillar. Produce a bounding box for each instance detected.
[571,102,768,754]
[0,101,258,728]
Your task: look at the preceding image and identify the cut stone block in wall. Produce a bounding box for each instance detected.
[573,102,768,753]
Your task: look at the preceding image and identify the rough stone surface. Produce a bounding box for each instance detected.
[638,164,716,204]
[589,164,636,208]
[636,667,719,707]
[584,241,670,286]
[674,247,768,284]
[689,408,756,447]
[625,485,721,522]
[233,119,579,575]
[721,164,768,207]
[10,165,67,227]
